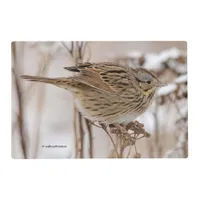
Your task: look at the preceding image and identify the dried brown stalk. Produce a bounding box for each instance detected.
[62,41,93,158]
[126,145,132,158]
[154,97,162,158]
[33,52,52,158]
[78,112,84,158]
[73,106,79,158]
[101,121,151,158]
[85,119,93,158]
[100,124,120,158]
[119,138,124,158]
[12,42,27,158]
[61,42,81,158]
[74,41,85,158]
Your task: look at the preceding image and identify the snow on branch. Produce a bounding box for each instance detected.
[115,47,187,75]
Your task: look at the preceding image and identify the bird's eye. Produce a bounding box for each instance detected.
[146,81,151,84]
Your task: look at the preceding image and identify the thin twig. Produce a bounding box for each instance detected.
[73,41,89,158]
[126,145,132,158]
[154,96,162,157]
[184,132,188,158]
[73,105,79,158]
[85,119,93,158]
[71,42,74,56]
[61,42,73,56]
[119,138,125,158]
[134,143,138,155]
[34,52,52,158]
[12,42,27,158]
[12,69,27,158]
[87,120,101,128]
[62,41,92,158]
[78,42,84,60]
[78,112,84,158]
[83,42,91,62]
[100,124,120,158]
[61,41,79,158]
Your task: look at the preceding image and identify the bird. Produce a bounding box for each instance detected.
[20,62,166,125]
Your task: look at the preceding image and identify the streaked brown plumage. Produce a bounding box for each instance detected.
[21,62,165,124]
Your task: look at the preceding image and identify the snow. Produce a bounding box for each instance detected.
[159,47,182,61]
[157,83,177,96]
[128,47,187,74]
[167,60,187,73]
[175,74,187,84]
[137,111,156,134]
[143,53,164,70]
[156,74,187,98]
[180,104,188,117]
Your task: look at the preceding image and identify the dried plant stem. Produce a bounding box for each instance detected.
[134,144,138,154]
[78,112,84,158]
[34,54,51,158]
[78,42,84,58]
[184,133,188,157]
[62,41,93,158]
[100,124,120,158]
[72,41,90,158]
[13,70,27,158]
[34,89,44,158]
[73,106,79,158]
[82,42,91,61]
[119,139,125,158]
[154,97,162,158]
[61,41,81,158]
[61,42,73,58]
[12,42,27,158]
[74,41,85,158]
[85,119,93,158]
[126,146,132,158]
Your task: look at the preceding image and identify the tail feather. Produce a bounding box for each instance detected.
[20,75,74,91]
[20,75,57,84]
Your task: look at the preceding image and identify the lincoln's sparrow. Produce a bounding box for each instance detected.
[21,62,165,125]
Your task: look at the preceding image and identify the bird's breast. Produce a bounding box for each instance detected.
[112,113,138,124]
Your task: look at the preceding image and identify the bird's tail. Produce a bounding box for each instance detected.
[21,75,57,84]
[20,75,73,91]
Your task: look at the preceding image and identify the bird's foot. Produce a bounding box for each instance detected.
[125,120,144,131]
[109,123,127,134]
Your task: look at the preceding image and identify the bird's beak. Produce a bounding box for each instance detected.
[156,80,167,87]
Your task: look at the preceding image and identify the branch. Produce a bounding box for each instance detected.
[85,119,93,158]
[78,112,84,158]
[12,42,27,158]
[12,68,27,158]
[100,123,120,158]
[100,121,151,158]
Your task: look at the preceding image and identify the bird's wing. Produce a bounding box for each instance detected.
[64,62,132,93]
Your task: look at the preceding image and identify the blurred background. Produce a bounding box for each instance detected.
[11,41,187,158]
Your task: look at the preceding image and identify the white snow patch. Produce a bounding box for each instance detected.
[137,111,156,134]
[180,104,188,116]
[157,83,177,96]
[175,74,187,84]
[159,47,181,61]
[143,53,164,70]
